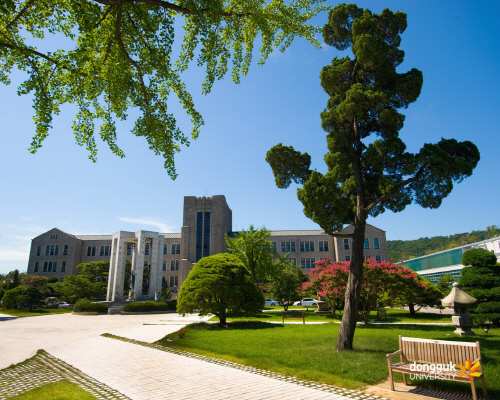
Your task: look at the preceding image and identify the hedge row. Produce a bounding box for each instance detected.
[123,300,176,312]
[73,299,108,313]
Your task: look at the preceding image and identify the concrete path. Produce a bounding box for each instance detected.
[1,313,378,400]
[49,335,351,400]
[0,312,207,369]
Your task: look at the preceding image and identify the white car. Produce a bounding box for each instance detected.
[293,298,318,307]
[58,302,71,309]
[264,299,278,306]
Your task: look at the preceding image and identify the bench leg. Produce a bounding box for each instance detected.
[471,379,478,400]
[481,375,487,398]
[402,373,408,386]
[387,360,394,391]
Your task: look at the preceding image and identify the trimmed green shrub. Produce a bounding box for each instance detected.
[165,299,177,310]
[460,248,500,326]
[123,301,170,312]
[73,299,108,313]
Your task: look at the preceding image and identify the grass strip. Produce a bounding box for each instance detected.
[10,380,98,400]
[0,308,73,317]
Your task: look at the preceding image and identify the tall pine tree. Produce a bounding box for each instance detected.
[266,4,480,350]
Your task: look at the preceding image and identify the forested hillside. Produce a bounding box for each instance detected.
[388,225,500,261]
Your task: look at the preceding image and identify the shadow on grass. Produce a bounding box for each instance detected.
[188,321,284,331]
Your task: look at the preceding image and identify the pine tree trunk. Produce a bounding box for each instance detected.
[336,216,366,351]
[409,303,415,315]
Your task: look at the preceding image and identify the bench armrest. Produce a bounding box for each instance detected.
[386,349,402,360]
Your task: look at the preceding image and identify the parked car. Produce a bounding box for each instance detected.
[58,302,71,309]
[264,299,278,306]
[293,298,318,307]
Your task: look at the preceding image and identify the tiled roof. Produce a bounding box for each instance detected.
[75,235,113,241]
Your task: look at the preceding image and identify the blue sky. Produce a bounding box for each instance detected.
[1,1,499,274]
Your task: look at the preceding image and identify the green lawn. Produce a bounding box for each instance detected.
[11,380,98,400]
[210,308,452,324]
[0,308,73,317]
[157,323,500,397]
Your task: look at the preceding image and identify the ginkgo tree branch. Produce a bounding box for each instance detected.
[5,0,37,31]
[92,0,248,17]
[115,6,150,108]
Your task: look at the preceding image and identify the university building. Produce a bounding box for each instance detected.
[27,195,389,296]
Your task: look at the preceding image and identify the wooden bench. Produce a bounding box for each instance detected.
[281,310,305,324]
[387,336,487,400]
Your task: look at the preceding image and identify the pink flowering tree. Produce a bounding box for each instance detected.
[306,258,427,322]
[391,272,443,315]
[358,259,417,323]
[308,259,349,315]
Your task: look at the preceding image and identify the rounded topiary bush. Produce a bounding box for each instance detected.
[461,248,497,267]
[73,299,108,313]
[123,301,170,312]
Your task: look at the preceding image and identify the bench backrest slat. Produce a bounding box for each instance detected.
[400,336,480,365]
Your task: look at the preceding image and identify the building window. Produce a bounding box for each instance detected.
[172,243,181,255]
[45,245,50,256]
[170,276,179,287]
[48,261,53,272]
[145,243,150,255]
[301,258,316,268]
[281,242,286,253]
[36,246,41,256]
[364,238,369,249]
[163,245,167,255]
[87,246,96,256]
[43,262,48,272]
[300,242,314,252]
[203,212,210,258]
[127,243,132,256]
[345,256,350,261]
[289,258,296,265]
[34,262,39,272]
[55,245,60,256]
[61,261,66,272]
[375,255,381,262]
[319,241,329,251]
[50,234,58,239]
[374,238,379,249]
[53,261,57,272]
[171,260,179,270]
[144,261,149,267]
[63,245,68,255]
[344,239,349,250]
[272,242,276,251]
[100,246,111,256]
[163,260,166,271]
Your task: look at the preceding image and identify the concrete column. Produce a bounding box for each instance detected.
[149,233,164,301]
[108,232,128,301]
[127,243,136,300]
[107,237,118,301]
[134,231,146,301]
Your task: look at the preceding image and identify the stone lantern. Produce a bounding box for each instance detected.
[441,282,478,336]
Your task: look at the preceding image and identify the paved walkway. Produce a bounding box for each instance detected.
[0,313,383,400]
[49,335,358,400]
